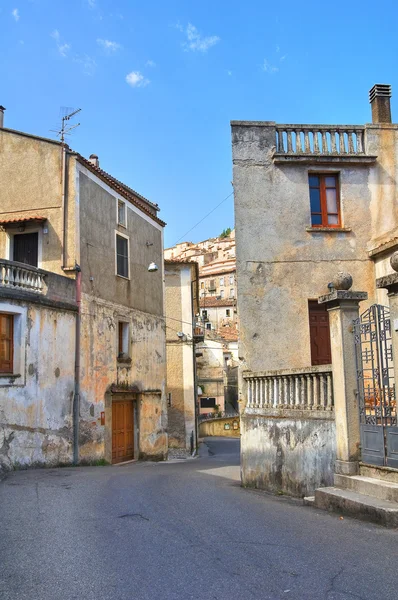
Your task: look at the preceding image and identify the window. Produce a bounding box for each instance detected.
[200,397,216,409]
[308,301,332,365]
[202,310,208,320]
[116,234,129,278]
[118,321,130,358]
[209,279,216,291]
[229,275,234,284]
[201,282,204,289]
[309,174,340,227]
[13,232,39,267]
[206,323,212,330]
[229,288,235,298]
[226,309,230,317]
[0,314,13,373]
[219,277,224,286]
[117,200,126,227]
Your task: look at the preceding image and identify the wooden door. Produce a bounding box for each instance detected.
[13,233,38,267]
[309,301,332,365]
[112,400,134,463]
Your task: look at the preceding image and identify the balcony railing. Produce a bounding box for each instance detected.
[243,366,333,411]
[193,323,205,342]
[0,260,46,293]
[275,125,366,157]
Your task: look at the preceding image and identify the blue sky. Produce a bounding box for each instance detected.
[1,0,398,247]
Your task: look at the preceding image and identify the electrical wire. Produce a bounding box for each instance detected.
[173,191,234,245]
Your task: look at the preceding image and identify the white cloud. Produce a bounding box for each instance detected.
[126,71,150,88]
[227,70,232,76]
[262,59,278,74]
[51,30,70,57]
[74,54,97,75]
[97,38,121,53]
[276,45,280,53]
[280,55,286,61]
[146,60,156,68]
[178,22,220,53]
[87,0,96,8]
[12,8,20,21]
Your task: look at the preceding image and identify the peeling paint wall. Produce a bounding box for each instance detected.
[0,299,76,472]
[199,416,240,438]
[241,414,336,497]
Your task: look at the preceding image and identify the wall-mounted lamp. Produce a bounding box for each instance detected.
[146,241,154,247]
[148,262,159,272]
[18,223,25,233]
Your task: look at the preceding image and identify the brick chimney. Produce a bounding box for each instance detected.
[89,154,99,168]
[369,84,392,123]
[0,106,5,128]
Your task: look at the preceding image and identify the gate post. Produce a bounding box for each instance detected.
[376,256,398,394]
[319,280,368,476]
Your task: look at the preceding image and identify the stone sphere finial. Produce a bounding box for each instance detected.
[331,271,353,291]
[390,251,398,273]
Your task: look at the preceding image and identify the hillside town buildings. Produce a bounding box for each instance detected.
[232,85,398,517]
[0,109,167,471]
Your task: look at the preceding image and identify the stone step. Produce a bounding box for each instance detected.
[313,486,398,528]
[334,474,398,503]
[360,464,398,484]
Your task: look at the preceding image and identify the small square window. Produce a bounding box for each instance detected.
[219,277,224,286]
[116,234,129,278]
[0,313,13,373]
[220,290,224,298]
[117,200,126,227]
[229,288,235,298]
[309,174,340,227]
[229,275,234,284]
[226,309,230,317]
[118,322,130,358]
[206,323,212,330]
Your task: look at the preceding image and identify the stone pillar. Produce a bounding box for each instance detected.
[376,253,398,394]
[319,284,368,476]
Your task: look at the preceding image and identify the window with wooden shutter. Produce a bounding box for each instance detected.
[309,174,341,227]
[116,234,129,278]
[0,314,13,373]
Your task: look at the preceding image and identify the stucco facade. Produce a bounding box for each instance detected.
[0,121,167,469]
[232,85,398,495]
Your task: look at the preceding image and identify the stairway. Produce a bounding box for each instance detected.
[304,465,398,528]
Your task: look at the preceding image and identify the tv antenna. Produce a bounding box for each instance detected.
[51,107,81,143]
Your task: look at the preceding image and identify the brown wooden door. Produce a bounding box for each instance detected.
[309,301,332,365]
[13,233,38,267]
[112,400,134,463]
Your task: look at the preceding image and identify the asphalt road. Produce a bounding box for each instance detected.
[0,437,397,600]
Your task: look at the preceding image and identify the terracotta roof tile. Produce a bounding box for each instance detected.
[200,297,236,308]
[0,216,46,225]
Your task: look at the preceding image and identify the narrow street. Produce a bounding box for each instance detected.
[0,438,396,600]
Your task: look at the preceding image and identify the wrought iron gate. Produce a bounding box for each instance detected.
[354,304,398,468]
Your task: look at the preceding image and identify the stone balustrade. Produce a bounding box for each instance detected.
[0,260,46,293]
[275,125,365,156]
[243,366,333,411]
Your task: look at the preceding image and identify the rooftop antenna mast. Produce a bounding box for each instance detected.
[51,107,82,143]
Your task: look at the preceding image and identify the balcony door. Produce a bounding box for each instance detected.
[309,300,332,365]
[13,233,38,267]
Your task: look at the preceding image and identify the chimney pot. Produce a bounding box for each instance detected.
[89,154,99,168]
[369,84,392,124]
[0,106,5,129]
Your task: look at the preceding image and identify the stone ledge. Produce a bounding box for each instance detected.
[242,408,335,420]
[318,290,368,304]
[376,272,398,290]
[273,154,377,165]
[306,227,352,233]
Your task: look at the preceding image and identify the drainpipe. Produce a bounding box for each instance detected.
[73,265,82,464]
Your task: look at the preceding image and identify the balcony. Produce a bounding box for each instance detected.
[274,125,377,165]
[193,323,205,343]
[0,259,77,309]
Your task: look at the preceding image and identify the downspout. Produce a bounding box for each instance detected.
[73,265,82,464]
[191,279,199,454]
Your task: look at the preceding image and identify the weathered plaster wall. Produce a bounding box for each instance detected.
[197,340,225,411]
[165,263,196,452]
[80,293,167,461]
[0,129,78,273]
[199,416,240,438]
[0,299,76,471]
[78,169,163,316]
[232,123,377,376]
[241,413,336,497]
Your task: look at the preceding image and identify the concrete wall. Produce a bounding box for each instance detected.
[165,263,196,452]
[199,416,240,438]
[0,297,76,471]
[241,412,336,497]
[0,129,78,273]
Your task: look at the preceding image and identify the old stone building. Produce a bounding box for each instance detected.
[0,109,167,471]
[232,85,398,501]
[164,260,202,455]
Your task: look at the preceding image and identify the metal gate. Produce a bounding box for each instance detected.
[354,304,398,468]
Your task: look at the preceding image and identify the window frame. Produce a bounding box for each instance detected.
[115,231,130,279]
[308,173,341,228]
[117,199,127,228]
[117,320,130,359]
[0,313,14,374]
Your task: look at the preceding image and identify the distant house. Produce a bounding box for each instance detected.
[0,108,167,471]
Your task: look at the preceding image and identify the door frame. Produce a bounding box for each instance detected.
[6,226,43,268]
[104,391,139,464]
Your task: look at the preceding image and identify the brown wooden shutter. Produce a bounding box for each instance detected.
[308,301,332,365]
[0,314,13,373]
